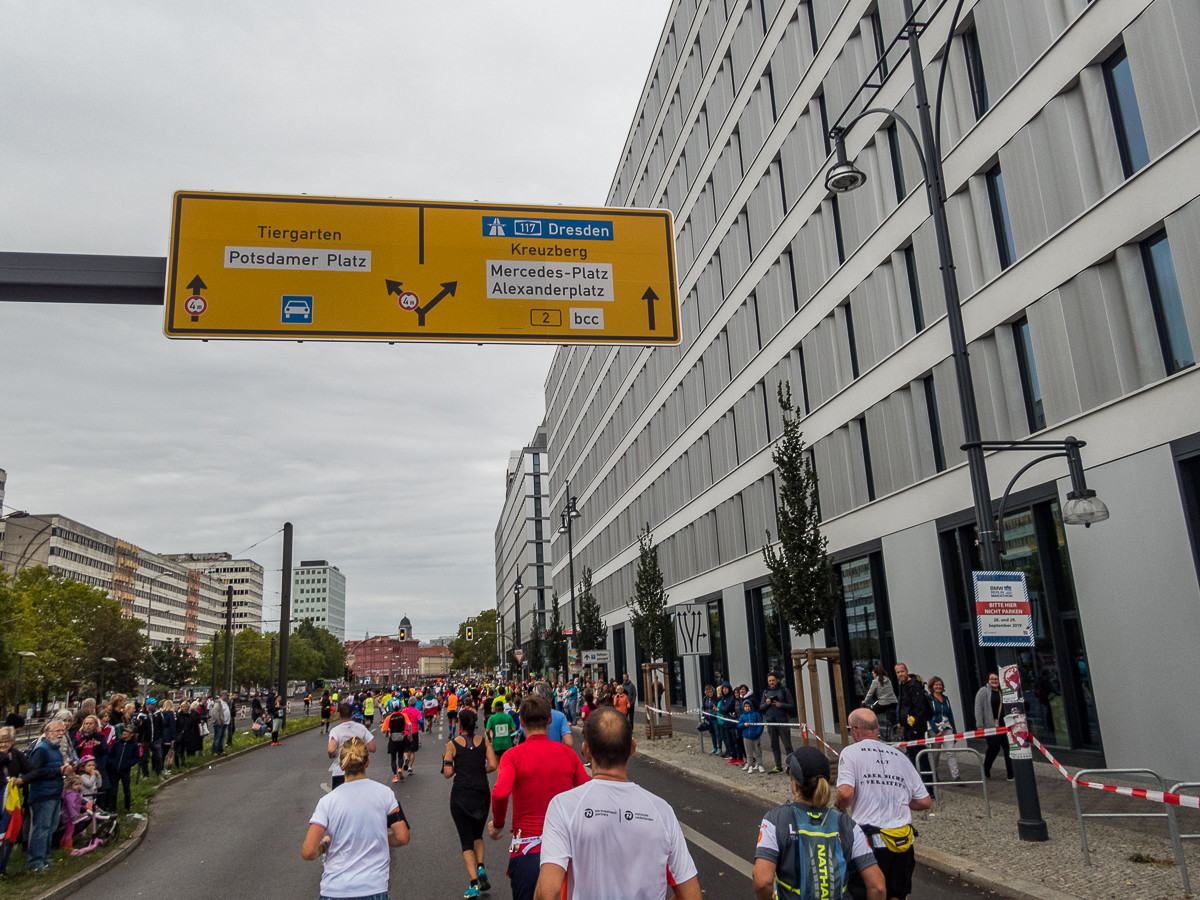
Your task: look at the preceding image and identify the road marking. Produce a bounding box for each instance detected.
[320,782,330,793]
[679,822,754,879]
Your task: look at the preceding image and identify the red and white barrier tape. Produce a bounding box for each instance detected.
[892,725,1009,749]
[644,705,842,756]
[1030,735,1200,810]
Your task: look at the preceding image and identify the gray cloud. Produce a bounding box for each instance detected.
[0,1,668,639]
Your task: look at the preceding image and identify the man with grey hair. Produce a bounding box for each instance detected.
[23,720,71,872]
[836,709,931,900]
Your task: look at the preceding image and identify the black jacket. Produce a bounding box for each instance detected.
[759,685,796,723]
[896,679,931,729]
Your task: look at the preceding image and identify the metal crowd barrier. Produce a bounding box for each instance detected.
[916,746,990,818]
[1169,780,1200,893]
[1073,767,1189,893]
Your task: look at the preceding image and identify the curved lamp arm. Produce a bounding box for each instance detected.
[994,452,1068,557]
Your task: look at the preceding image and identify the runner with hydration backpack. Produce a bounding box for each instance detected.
[753,747,885,900]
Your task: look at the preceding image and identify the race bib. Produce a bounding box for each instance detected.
[495,724,510,738]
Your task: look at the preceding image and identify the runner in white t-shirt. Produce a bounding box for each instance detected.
[536,707,700,900]
[836,709,931,900]
[327,701,377,789]
[302,737,409,897]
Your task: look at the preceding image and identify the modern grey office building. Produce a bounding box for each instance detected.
[495,424,552,665]
[291,559,346,641]
[543,0,1200,777]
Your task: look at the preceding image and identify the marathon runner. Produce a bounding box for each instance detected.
[444,708,497,899]
[327,702,375,789]
[486,699,516,763]
[424,690,439,733]
[489,694,588,900]
[401,698,422,775]
[363,692,375,728]
[302,738,409,895]
[446,687,460,738]
[382,703,408,783]
[536,707,699,900]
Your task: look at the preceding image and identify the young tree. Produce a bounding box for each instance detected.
[450,610,499,672]
[627,525,672,663]
[575,567,605,651]
[546,593,568,676]
[762,382,836,646]
[526,621,545,677]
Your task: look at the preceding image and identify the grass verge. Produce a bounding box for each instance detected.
[0,714,320,900]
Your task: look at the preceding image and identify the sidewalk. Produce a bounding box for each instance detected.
[628,717,1198,900]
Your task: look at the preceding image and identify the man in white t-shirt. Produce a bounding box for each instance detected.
[535,707,700,900]
[836,709,931,900]
[327,702,376,789]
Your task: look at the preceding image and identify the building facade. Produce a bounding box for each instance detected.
[344,625,420,684]
[544,0,1200,779]
[292,559,346,640]
[494,424,553,661]
[164,552,265,632]
[0,512,227,648]
[418,645,453,676]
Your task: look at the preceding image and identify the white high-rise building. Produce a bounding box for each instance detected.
[544,0,1200,780]
[495,423,552,662]
[292,559,346,640]
[164,552,265,632]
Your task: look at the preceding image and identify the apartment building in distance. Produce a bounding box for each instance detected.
[164,552,265,632]
[0,512,227,648]
[292,559,346,640]
[544,0,1200,779]
[495,424,552,662]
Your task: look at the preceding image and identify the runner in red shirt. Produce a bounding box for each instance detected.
[489,693,589,900]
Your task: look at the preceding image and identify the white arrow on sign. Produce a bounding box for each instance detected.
[674,603,711,656]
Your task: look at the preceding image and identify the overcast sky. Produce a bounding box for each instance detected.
[0,2,669,641]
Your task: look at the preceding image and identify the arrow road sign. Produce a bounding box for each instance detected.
[165,192,678,344]
[674,603,711,656]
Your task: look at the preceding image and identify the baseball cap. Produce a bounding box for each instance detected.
[785,746,831,783]
[145,698,157,706]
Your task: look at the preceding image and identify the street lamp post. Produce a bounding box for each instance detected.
[512,572,523,659]
[558,484,582,652]
[99,656,117,700]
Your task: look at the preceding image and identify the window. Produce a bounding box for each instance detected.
[844,302,860,378]
[887,123,905,203]
[830,195,846,264]
[829,552,895,710]
[869,11,888,79]
[923,375,946,472]
[903,245,923,331]
[532,453,540,473]
[858,418,876,501]
[532,475,541,495]
[1102,47,1149,178]
[1141,230,1194,374]
[817,93,831,156]
[1013,317,1046,432]
[533,498,542,518]
[798,345,811,414]
[534,519,543,540]
[962,25,989,119]
[806,1,820,56]
[986,164,1016,269]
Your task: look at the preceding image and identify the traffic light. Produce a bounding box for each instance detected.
[466,626,474,641]
[399,627,407,641]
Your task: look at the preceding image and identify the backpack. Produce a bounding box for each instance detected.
[777,805,854,900]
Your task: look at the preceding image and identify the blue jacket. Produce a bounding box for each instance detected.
[24,738,65,803]
[930,694,957,733]
[110,737,141,772]
[738,710,764,740]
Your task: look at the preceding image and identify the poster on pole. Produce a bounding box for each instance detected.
[568,648,581,671]
[972,571,1034,646]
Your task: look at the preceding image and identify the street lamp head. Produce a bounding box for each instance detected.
[569,497,581,519]
[558,512,568,534]
[1062,490,1110,527]
[825,130,867,194]
[101,657,117,663]
[16,651,35,658]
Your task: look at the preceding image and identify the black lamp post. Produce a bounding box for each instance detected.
[819,0,1119,842]
[511,573,523,668]
[558,484,582,653]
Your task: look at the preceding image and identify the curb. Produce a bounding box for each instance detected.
[29,716,323,900]
[632,748,1086,900]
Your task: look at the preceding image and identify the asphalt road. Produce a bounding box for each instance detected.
[75,716,1006,900]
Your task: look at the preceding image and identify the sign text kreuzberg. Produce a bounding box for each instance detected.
[165,192,679,344]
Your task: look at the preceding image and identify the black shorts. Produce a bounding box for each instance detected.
[447,710,458,721]
[450,801,488,851]
[871,845,915,900]
[508,850,540,900]
[389,736,410,754]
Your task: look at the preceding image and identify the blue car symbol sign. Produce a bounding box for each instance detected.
[281,295,313,324]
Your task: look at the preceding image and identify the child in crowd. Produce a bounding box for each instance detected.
[60,774,84,850]
[737,698,765,774]
[79,759,102,808]
[580,691,595,722]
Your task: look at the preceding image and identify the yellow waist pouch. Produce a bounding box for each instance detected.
[878,825,915,853]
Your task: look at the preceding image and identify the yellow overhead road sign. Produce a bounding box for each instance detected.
[164,192,679,344]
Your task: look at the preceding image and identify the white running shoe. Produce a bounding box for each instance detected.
[756,765,766,773]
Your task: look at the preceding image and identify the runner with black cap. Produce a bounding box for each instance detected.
[753,746,885,900]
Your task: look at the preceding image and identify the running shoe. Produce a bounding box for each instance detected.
[462,887,479,899]
[772,766,783,773]
[756,765,766,773]
[392,774,399,783]
[725,757,738,765]
[477,866,490,891]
